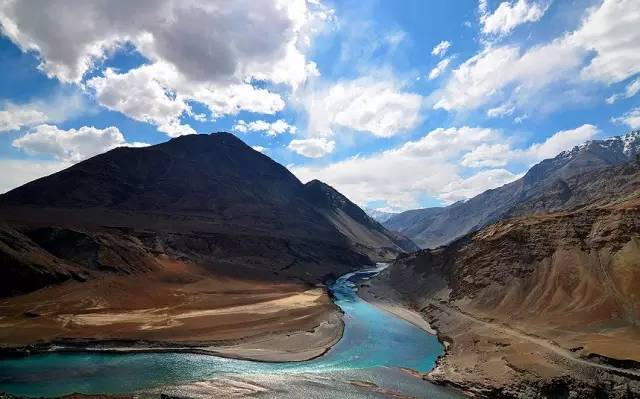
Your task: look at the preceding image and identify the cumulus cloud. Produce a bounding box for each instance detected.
[435,0,640,114]
[431,40,451,57]
[480,0,548,36]
[300,76,422,138]
[428,58,451,80]
[0,0,327,85]
[288,137,335,158]
[0,0,330,135]
[12,124,148,162]
[234,119,296,136]
[611,107,640,129]
[0,159,71,193]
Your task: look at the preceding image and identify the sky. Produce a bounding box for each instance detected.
[0,0,639,211]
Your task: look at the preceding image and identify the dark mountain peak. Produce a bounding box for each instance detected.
[0,132,302,210]
[165,131,247,148]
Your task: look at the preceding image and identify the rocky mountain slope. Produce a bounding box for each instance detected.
[0,132,409,297]
[372,160,640,397]
[385,131,640,248]
[305,180,418,258]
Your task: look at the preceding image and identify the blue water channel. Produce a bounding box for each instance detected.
[0,265,463,398]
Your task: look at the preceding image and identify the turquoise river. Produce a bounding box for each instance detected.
[0,265,465,398]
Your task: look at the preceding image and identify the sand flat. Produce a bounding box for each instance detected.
[0,260,343,361]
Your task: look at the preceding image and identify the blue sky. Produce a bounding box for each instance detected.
[0,0,638,210]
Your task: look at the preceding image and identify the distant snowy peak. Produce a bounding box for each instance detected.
[621,130,640,156]
[365,208,397,223]
[560,130,640,159]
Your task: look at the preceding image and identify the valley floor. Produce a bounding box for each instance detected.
[0,258,343,362]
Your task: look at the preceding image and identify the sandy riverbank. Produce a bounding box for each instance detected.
[0,260,344,362]
[363,266,640,398]
[358,283,437,335]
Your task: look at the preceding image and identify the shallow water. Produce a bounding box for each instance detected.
[0,265,463,398]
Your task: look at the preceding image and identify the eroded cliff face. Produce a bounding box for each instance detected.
[376,165,640,397]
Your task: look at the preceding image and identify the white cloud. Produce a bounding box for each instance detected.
[0,0,326,86]
[487,103,515,118]
[0,92,87,132]
[385,31,407,49]
[0,105,47,132]
[434,42,584,112]
[188,81,286,118]
[519,123,600,160]
[462,143,511,167]
[0,0,330,135]
[0,159,71,193]
[428,58,451,80]
[431,40,451,57]
[436,0,640,114]
[86,61,287,137]
[288,137,335,158]
[612,107,640,129]
[234,119,296,136]
[251,145,267,153]
[87,65,195,137]
[606,78,640,104]
[480,0,548,36]
[290,126,501,208]
[399,127,499,158]
[12,124,148,162]
[574,1,640,84]
[438,169,521,203]
[300,76,423,138]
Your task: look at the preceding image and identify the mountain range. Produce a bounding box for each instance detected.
[383,131,640,248]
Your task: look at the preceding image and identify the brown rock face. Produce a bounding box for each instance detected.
[378,161,640,397]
